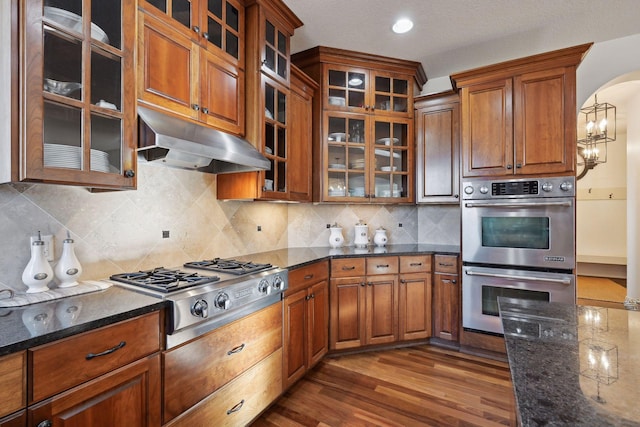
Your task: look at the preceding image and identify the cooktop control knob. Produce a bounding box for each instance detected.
[479,185,489,194]
[463,186,474,195]
[258,279,272,295]
[214,292,231,310]
[541,182,554,192]
[560,181,574,192]
[272,275,284,291]
[191,299,209,318]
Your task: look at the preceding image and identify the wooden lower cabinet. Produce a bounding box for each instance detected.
[433,255,460,342]
[283,262,329,388]
[0,411,25,427]
[165,349,282,427]
[329,257,399,350]
[28,355,161,427]
[163,302,282,423]
[0,352,25,420]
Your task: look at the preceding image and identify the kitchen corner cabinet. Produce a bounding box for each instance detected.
[216,0,305,201]
[27,311,161,427]
[292,46,427,203]
[283,261,329,389]
[432,254,460,342]
[415,92,460,203]
[138,0,245,136]
[329,257,399,350]
[15,0,137,189]
[451,43,592,178]
[398,255,432,341]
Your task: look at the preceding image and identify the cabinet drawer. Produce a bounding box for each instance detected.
[287,261,329,294]
[434,255,458,274]
[0,352,25,418]
[166,348,282,427]
[366,256,399,276]
[399,255,432,273]
[331,258,366,278]
[30,311,160,403]
[163,301,282,422]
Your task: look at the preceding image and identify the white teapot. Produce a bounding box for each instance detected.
[374,227,388,247]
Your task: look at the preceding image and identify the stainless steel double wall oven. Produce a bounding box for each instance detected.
[461,176,577,335]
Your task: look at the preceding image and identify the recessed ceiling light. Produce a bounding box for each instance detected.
[392,18,413,34]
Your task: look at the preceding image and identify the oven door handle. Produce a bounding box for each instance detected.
[465,269,572,285]
[464,201,572,208]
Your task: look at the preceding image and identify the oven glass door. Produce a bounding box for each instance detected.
[462,266,576,335]
[462,197,575,270]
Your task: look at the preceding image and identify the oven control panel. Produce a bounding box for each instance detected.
[462,176,575,199]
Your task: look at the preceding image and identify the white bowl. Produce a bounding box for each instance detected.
[328,96,346,106]
[44,7,109,44]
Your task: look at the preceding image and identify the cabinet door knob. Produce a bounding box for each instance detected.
[124,169,135,178]
[516,163,522,168]
[203,32,209,40]
[506,164,513,170]
[192,104,200,111]
[202,107,209,114]
[360,282,366,287]
[193,25,200,34]
[37,421,52,427]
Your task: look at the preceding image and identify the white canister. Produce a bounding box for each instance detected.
[329,223,345,248]
[354,221,369,248]
[374,227,388,247]
[22,237,53,293]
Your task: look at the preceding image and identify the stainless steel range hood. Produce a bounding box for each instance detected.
[137,106,270,174]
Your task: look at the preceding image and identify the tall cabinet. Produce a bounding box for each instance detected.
[451,43,592,178]
[11,0,137,189]
[292,47,427,203]
[216,0,309,201]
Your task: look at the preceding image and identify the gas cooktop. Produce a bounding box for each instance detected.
[183,258,273,275]
[109,267,220,293]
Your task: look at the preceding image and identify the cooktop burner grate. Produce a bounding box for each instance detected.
[184,258,273,275]
[110,267,220,292]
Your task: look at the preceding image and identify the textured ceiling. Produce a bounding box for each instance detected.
[284,0,640,82]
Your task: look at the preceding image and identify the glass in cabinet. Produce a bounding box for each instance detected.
[260,12,292,84]
[21,0,136,188]
[263,79,288,195]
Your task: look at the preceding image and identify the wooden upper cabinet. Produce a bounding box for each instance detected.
[415,92,461,203]
[452,43,592,178]
[292,47,426,203]
[13,0,137,189]
[138,0,245,135]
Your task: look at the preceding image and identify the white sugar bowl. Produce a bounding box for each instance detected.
[373,227,388,247]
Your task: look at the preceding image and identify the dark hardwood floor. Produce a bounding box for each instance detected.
[253,345,517,426]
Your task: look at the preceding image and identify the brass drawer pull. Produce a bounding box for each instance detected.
[227,343,246,355]
[342,266,356,271]
[86,341,126,360]
[227,399,245,415]
[304,274,314,280]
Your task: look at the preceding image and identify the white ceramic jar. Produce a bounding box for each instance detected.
[329,223,345,248]
[22,238,53,293]
[374,227,388,247]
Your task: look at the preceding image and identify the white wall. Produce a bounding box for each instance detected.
[626,92,640,298]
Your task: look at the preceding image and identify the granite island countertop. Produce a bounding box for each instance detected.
[0,244,459,356]
[499,298,640,426]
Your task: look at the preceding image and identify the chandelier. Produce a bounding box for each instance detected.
[577,94,616,168]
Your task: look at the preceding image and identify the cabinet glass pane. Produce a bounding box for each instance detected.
[347,171,365,198]
[226,32,238,58]
[146,0,167,13]
[393,79,408,94]
[277,30,286,55]
[277,90,286,124]
[277,162,286,192]
[328,171,346,197]
[349,119,365,143]
[393,122,408,146]
[375,76,391,93]
[91,49,121,111]
[277,54,287,79]
[45,0,81,16]
[328,70,346,87]
[328,145,347,170]
[265,84,275,121]
[91,114,122,173]
[277,126,286,158]
[44,31,82,100]
[348,73,364,89]
[265,122,275,157]
[265,46,275,72]
[92,0,119,48]
[209,0,222,17]
[375,94,391,111]
[208,17,223,48]
[265,21,275,46]
[265,159,275,182]
[226,2,238,31]
[43,102,82,170]
[172,0,191,29]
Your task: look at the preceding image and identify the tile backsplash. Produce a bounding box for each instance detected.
[0,164,459,291]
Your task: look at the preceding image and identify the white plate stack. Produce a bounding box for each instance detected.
[44,144,111,172]
[90,149,111,173]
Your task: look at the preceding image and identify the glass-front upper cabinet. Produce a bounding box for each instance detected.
[263,79,288,195]
[323,65,411,117]
[260,11,293,85]
[20,0,136,189]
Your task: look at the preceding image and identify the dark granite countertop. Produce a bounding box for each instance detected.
[0,244,458,357]
[499,298,640,426]
[0,286,165,357]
